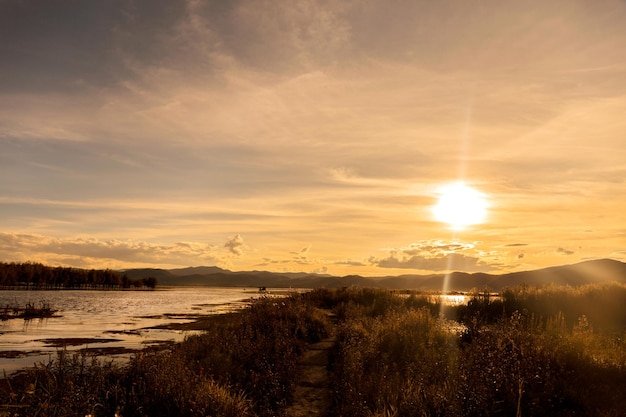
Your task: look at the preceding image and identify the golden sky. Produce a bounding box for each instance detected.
[1,0,625,276]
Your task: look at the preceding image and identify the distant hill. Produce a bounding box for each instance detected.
[373,259,626,291]
[168,266,229,276]
[122,268,176,281]
[122,258,626,292]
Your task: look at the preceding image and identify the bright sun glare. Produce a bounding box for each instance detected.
[432,182,488,230]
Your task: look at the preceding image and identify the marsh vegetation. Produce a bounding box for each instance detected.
[1,284,625,416]
[0,301,56,321]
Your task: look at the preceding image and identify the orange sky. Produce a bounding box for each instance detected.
[1,0,625,276]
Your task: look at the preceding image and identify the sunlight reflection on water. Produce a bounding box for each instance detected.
[436,294,469,305]
[0,287,261,373]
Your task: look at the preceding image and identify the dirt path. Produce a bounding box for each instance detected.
[284,336,336,417]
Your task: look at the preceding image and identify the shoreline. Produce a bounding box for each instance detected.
[0,309,245,374]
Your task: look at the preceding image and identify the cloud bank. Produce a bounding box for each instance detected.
[370,241,499,272]
[0,232,242,269]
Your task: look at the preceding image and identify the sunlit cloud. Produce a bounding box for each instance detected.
[371,252,498,273]
[224,234,246,256]
[0,232,241,269]
[369,241,499,272]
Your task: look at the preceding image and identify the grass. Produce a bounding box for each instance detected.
[0,294,333,417]
[0,301,56,321]
[325,285,626,417]
[1,285,625,416]
[329,308,459,416]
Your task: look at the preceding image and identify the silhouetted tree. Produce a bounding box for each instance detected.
[0,262,157,290]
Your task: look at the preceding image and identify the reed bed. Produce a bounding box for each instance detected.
[1,284,625,416]
[0,301,56,321]
[325,285,626,417]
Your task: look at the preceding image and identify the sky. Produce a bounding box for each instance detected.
[1,0,626,276]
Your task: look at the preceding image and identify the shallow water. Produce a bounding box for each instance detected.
[0,287,260,374]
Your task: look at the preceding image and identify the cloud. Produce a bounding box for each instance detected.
[334,259,368,267]
[371,252,496,272]
[557,247,575,256]
[224,234,246,255]
[0,232,229,268]
[369,240,499,272]
[5,0,626,95]
[290,245,311,255]
[254,245,331,272]
[390,241,477,256]
[1,0,626,276]
[312,266,329,274]
[208,0,352,72]
[0,0,352,95]
[279,246,314,265]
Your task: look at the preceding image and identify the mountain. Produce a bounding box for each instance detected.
[373,259,626,291]
[122,268,175,281]
[488,258,626,289]
[168,266,229,276]
[123,258,626,292]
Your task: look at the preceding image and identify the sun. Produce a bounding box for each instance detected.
[432,182,488,230]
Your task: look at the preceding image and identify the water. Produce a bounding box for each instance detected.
[397,292,473,306]
[0,287,261,374]
[436,294,471,306]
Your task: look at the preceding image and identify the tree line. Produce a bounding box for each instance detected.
[0,262,157,290]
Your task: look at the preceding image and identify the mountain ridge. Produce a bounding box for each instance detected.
[123,258,626,292]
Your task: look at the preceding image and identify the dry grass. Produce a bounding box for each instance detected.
[324,285,626,416]
[1,285,625,416]
[0,294,333,417]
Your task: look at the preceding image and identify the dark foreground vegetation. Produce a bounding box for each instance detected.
[1,301,56,321]
[1,283,626,416]
[0,262,157,290]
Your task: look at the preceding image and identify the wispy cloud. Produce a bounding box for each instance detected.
[557,247,575,256]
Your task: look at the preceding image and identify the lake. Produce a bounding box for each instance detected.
[0,287,267,374]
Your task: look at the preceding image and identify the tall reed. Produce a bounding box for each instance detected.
[324,285,626,416]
